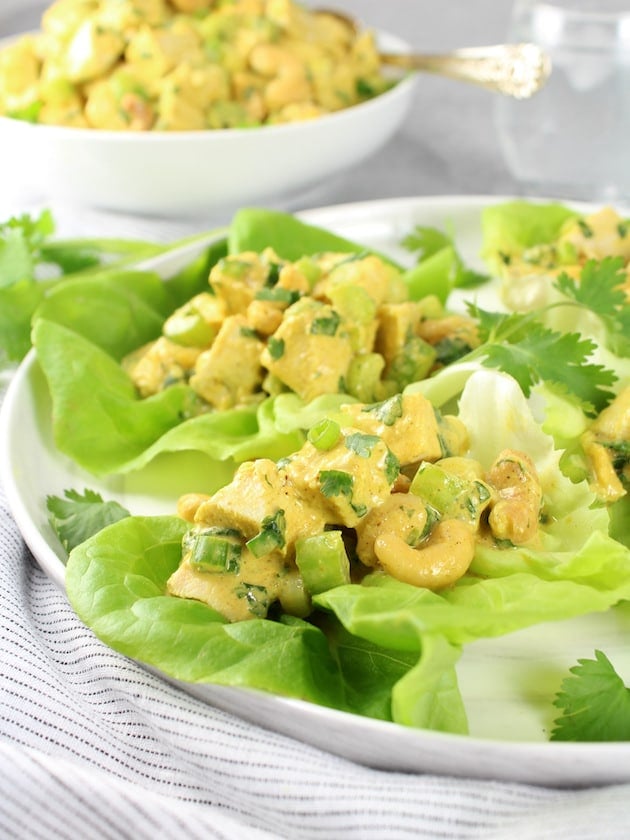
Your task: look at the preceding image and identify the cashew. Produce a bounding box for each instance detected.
[119,91,155,130]
[177,493,211,523]
[355,493,428,567]
[249,44,312,112]
[417,314,480,348]
[487,449,542,544]
[375,519,476,590]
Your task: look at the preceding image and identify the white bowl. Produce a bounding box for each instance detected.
[0,31,415,218]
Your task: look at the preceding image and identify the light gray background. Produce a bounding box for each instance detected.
[0,1,520,216]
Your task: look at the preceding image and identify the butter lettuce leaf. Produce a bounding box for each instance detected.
[480,200,578,274]
[66,515,464,729]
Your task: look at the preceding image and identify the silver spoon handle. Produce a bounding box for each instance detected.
[380,44,552,99]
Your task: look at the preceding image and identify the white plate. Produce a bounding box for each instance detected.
[2,195,630,787]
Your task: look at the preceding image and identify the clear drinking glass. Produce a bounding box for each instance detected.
[495,0,630,204]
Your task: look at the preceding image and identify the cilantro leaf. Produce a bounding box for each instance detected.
[555,257,630,356]
[467,305,617,413]
[47,489,131,556]
[551,650,630,741]
[0,210,55,289]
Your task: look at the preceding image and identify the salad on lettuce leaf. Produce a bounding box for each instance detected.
[25,199,630,740]
[33,207,477,476]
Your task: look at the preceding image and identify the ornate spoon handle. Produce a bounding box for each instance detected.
[379,44,552,99]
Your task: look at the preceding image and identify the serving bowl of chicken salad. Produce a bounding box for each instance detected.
[0,0,415,216]
[1,194,630,786]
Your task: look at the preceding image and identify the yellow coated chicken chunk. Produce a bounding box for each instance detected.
[190,315,264,410]
[193,458,326,554]
[582,387,630,503]
[260,299,354,402]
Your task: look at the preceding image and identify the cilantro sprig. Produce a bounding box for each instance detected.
[555,256,630,357]
[47,489,130,556]
[551,650,630,741]
[466,304,617,414]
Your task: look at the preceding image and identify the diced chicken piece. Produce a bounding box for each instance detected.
[190,315,264,409]
[260,299,353,402]
[285,430,398,527]
[245,300,284,336]
[85,79,155,130]
[209,251,278,314]
[159,62,230,111]
[63,20,125,83]
[166,549,285,623]
[41,0,98,41]
[559,207,630,262]
[0,37,40,112]
[340,392,444,466]
[313,254,396,307]
[125,20,203,80]
[416,314,480,350]
[194,458,327,555]
[375,302,425,365]
[97,0,170,33]
[123,336,202,397]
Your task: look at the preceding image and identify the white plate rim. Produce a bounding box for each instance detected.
[2,194,630,788]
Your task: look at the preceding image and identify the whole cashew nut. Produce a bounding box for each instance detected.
[374,519,476,590]
[355,493,428,567]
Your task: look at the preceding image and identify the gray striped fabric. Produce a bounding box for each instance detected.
[1,379,630,839]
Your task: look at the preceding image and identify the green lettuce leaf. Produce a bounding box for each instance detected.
[66,516,348,709]
[315,529,630,651]
[65,515,469,731]
[228,208,395,263]
[480,200,578,274]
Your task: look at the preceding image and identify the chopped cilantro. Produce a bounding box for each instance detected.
[344,432,380,458]
[363,393,403,426]
[555,257,630,357]
[310,311,341,336]
[319,469,355,500]
[246,510,286,557]
[267,336,285,360]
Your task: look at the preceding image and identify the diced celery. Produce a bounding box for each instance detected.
[346,353,385,402]
[294,256,322,289]
[328,284,377,325]
[295,530,351,595]
[278,568,312,617]
[187,531,242,573]
[163,309,217,347]
[410,462,491,526]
